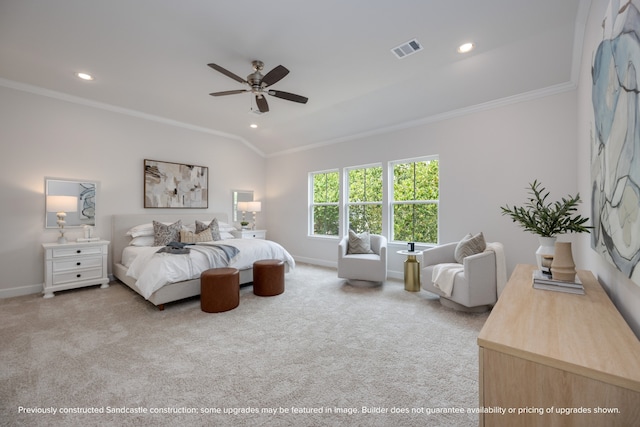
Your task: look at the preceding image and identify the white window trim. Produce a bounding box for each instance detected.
[388,155,440,244]
[308,169,340,238]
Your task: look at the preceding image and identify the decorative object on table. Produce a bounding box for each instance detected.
[532,268,584,295]
[550,241,576,282]
[77,225,99,242]
[246,201,261,230]
[46,195,78,244]
[144,159,208,208]
[407,242,415,252]
[591,1,640,287]
[500,180,591,269]
[540,255,554,277]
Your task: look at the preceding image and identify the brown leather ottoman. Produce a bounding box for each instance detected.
[253,259,285,296]
[200,267,239,313]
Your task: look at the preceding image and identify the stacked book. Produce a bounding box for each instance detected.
[532,270,585,295]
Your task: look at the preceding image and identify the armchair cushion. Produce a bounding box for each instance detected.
[454,232,486,263]
[347,230,374,254]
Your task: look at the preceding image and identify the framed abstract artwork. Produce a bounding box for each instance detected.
[144,159,208,208]
[591,1,640,286]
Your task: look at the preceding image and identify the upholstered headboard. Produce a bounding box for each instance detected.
[111,213,229,265]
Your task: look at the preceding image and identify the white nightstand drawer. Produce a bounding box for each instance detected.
[52,246,103,258]
[52,267,103,285]
[53,257,103,273]
[231,230,267,239]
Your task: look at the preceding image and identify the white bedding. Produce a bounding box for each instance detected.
[124,239,295,299]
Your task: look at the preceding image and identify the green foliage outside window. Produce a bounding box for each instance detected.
[393,159,439,244]
[348,166,382,234]
[312,171,339,235]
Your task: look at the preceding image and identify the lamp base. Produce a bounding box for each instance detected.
[57,230,67,244]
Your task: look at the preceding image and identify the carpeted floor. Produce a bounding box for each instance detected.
[1,263,489,427]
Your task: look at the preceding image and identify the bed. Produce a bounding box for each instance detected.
[111,213,294,310]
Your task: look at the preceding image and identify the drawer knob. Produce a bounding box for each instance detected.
[77,262,81,266]
[76,274,81,278]
[76,250,82,254]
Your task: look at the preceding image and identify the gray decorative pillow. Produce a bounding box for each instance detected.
[196,218,221,241]
[347,230,374,254]
[454,232,486,263]
[153,220,182,246]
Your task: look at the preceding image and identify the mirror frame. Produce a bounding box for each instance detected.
[232,190,253,223]
[45,178,98,228]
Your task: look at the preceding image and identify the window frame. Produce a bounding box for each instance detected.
[344,163,384,234]
[308,169,341,238]
[389,155,440,245]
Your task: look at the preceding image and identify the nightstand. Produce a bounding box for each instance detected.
[42,240,110,298]
[230,229,267,240]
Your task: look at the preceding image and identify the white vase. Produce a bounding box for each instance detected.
[535,236,556,271]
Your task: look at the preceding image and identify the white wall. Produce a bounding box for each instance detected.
[265,90,579,279]
[576,0,640,336]
[0,85,266,297]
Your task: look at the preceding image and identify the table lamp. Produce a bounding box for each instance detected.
[246,201,261,230]
[47,195,78,244]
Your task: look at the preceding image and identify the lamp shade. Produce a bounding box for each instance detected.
[237,201,250,212]
[246,201,261,212]
[47,195,78,213]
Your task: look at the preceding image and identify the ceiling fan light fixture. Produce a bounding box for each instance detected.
[457,42,475,54]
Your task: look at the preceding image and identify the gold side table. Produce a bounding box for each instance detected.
[397,250,423,292]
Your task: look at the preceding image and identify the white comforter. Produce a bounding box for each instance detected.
[125,239,295,299]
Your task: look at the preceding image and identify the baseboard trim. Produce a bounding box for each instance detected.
[0,283,43,299]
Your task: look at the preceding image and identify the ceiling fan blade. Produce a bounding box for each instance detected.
[255,95,269,113]
[261,65,289,87]
[207,63,246,84]
[209,89,248,96]
[268,90,308,104]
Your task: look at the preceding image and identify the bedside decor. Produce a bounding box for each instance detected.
[144,159,208,208]
[46,195,77,244]
[246,201,261,230]
[500,180,591,269]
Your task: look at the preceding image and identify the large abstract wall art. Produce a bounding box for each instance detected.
[144,159,208,208]
[592,0,640,286]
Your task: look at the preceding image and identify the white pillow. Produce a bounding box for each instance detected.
[219,231,234,240]
[126,223,154,237]
[129,236,155,246]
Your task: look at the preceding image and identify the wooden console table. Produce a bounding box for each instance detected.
[477,264,640,426]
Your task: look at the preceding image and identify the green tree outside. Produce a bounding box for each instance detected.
[393,159,439,244]
[312,171,340,235]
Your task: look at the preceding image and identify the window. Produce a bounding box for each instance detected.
[391,157,439,244]
[310,170,340,236]
[346,165,383,234]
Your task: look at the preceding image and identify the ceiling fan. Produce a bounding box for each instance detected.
[208,60,308,113]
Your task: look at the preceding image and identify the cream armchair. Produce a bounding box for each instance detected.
[421,240,501,311]
[338,233,387,283]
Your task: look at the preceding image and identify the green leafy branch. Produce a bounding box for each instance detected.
[500,180,592,237]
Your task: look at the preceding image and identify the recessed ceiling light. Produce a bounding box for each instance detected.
[76,72,94,81]
[250,123,258,129]
[457,43,475,54]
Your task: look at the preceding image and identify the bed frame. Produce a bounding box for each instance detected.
[111,213,254,310]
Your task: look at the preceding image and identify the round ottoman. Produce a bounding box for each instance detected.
[253,259,285,296]
[200,267,239,313]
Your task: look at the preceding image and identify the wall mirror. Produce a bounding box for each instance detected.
[45,179,97,228]
[232,190,253,222]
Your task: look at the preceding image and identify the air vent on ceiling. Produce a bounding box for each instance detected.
[391,38,423,59]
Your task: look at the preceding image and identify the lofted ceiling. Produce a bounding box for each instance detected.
[0,0,587,156]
